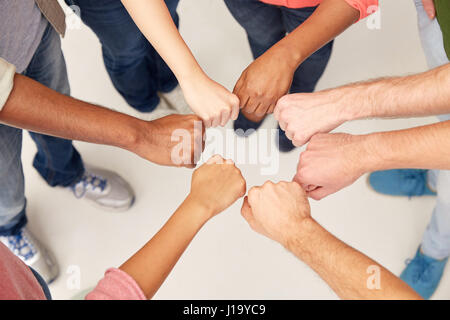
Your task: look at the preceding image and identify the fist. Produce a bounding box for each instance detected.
[294,133,370,200]
[182,76,240,128]
[274,91,347,147]
[234,48,295,118]
[137,114,205,168]
[241,181,311,247]
[188,155,246,218]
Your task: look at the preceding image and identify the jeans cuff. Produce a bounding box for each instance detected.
[0,206,27,236]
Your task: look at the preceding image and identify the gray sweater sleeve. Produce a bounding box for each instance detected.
[0,57,16,112]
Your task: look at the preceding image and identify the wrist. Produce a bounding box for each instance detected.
[117,117,149,153]
[283,217,319,254]
[272,42,304,71]
[178,64,207,89]
[353,133,385,174]
[182,194,214,223]
[122,118,150,152]
[361,132,398,172]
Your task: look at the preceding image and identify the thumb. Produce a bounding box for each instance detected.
[240,196,253,222]
[307,187,333,201]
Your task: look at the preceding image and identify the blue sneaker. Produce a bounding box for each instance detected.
[368,169,436,197]
[276,125,296,153]
[400,247,448,299]
[233,112,264,137]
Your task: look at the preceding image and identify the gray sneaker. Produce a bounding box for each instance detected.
[0,227,59,283]
[69,166,135,212]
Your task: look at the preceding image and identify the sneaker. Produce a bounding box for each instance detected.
[275,125,296,153]
[0,227,59,283]
[368,169,437,197]
[69,166,135,212]
[159,85,192,115]
[400,247,448,299]
[233,111,264,137]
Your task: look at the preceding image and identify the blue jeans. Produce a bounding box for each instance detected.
[65,0,180,112]
[0,22,85,236]
[224,0,333,94]
[414,0,450,260]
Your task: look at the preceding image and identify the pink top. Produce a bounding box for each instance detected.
[259,0,379,20]
[0,242,146,300]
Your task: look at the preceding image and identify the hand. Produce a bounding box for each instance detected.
[181,74,240,128]
[274,89,350,147]
[294,133,374,200]
[133,114,205,168]
[234,46,296,118]
[187,155,246,219]
[422,0,436,19]
[241,181,311,247]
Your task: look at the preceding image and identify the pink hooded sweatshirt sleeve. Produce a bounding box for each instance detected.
[86,268,146,300]
[259,0,379,20]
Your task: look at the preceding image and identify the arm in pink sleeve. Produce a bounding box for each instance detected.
[85,268,146,300]
[345,0,379,20]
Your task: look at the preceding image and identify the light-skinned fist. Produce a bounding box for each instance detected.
[241,181,311,247]
[294,133,374,200]
[187,155,246,219]
[274,90,349,147]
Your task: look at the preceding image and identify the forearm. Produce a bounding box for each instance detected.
[359,121,450,172]
[0,74,145,152]
[273,0,359,69]
[340,63,450,121]
[120,0,204,83]
[286,218,421,300]
[119,198,210,299]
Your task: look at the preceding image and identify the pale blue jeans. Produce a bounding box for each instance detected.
[414,0,450,260]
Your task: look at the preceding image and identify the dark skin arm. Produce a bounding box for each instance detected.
[236,0,360,122]
[0,74,205,167]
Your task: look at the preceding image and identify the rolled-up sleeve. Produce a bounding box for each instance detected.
[345,0,379,20]
[0,58,16,112]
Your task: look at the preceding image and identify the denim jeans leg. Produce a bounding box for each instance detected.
[224,0,286,59]
[422,171,450,259]
[66,0,179,112]
[414,0,450,259]
[281,6,333,94]
[0,125,28,236]
[24,23,85,187]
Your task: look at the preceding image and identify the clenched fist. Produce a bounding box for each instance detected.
[132,114,205,168]
[234,46,296,118]
[187,155,246,219]
[182,75,240,128]
[274,90,349,147]
[294,133,374,200]
[241,181,311,247]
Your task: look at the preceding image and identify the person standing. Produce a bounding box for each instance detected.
[0,0,135,284]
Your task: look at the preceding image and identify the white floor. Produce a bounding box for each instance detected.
[19,0,450,299]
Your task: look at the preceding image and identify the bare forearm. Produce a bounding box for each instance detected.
[341,63,450,120]
[361,121,450,172]
[286,218,421,300]
[274,0,359,69]
[0,74,145,151]
[119,198,210,299]
[120,0,204,82]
